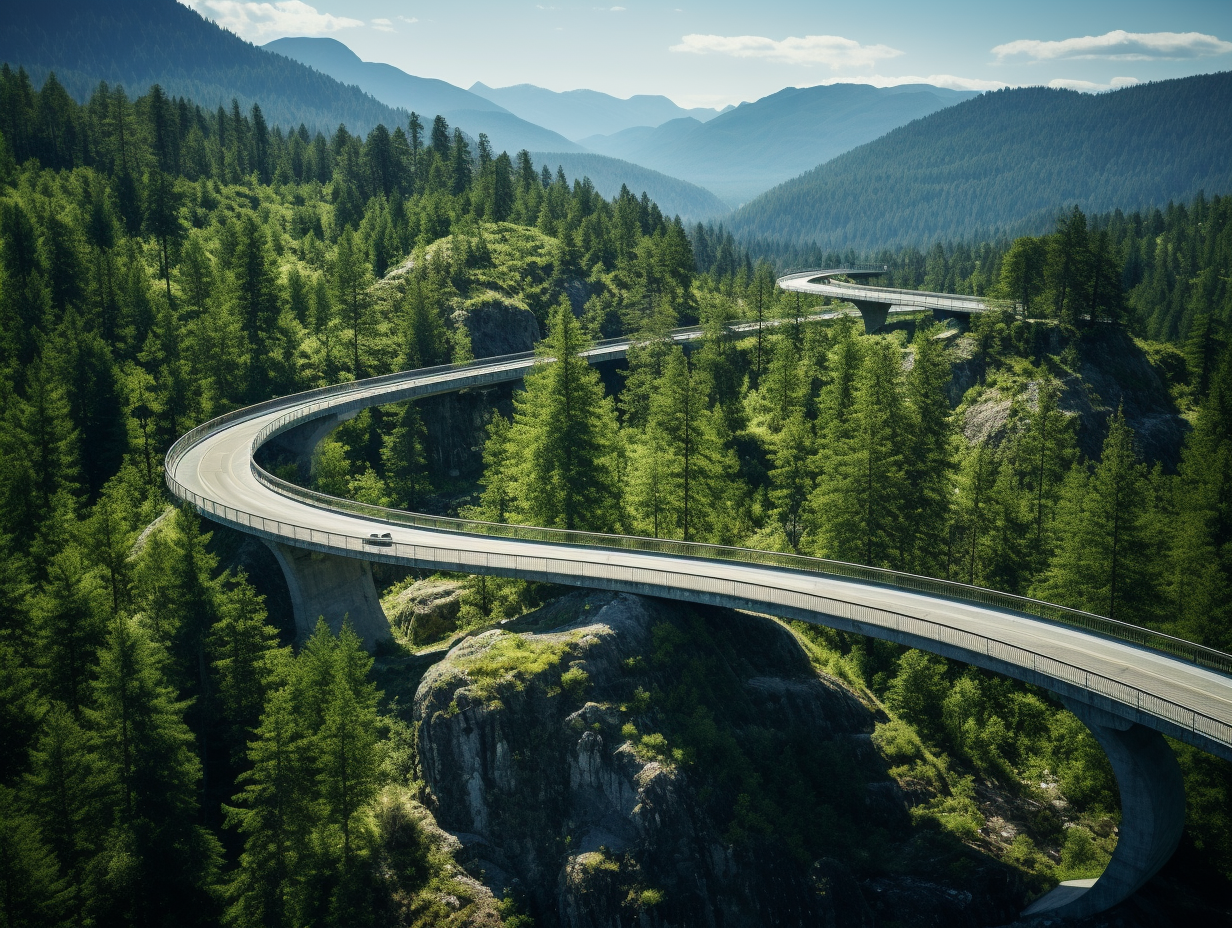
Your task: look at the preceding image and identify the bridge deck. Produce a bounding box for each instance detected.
[167,337,1232,764]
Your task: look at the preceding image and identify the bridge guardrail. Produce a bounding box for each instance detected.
[780,272,1021,314]
[165,456,1232,757]
[165,335,1232,758]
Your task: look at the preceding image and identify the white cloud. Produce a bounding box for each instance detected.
[670,33,903,69]
[371,17,394,32]
[396,15,418,23]
[819,73,1007,91]
[993,30,1232,61]
[1048,76,1140,93]
[180,0,362,38]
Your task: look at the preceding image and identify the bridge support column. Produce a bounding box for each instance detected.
[264,541,392,652]
[1022,700,1185,920]
[850,299,892,333]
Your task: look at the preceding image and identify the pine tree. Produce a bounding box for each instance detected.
[998,236,1047,315]
[381,402,428,510]
[470,413,514,523]
[0,786,66,928]
[505,301,621,531]
[316,623,379,868]
[768,410,816,552]
[210,580,286,766]
[813,337,905,567]
[333,230,373,378]
[23,704,94,923]
[901,327,954,574]
[85,615,222,928]
[1166,353,1232,647]
[748,261,777,386]
[1034,410,1157,623]
[31,546,107,716]
[1019,379,1076,563]
[224,683,314,928]
[399,275,447,370]
[641,348,731,542]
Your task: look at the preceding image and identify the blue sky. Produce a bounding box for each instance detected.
[180,0,1232,108]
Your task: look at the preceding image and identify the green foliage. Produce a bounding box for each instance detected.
[501,301,622,531]
[447,631,574,705]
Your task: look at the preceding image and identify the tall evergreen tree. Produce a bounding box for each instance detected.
[504,300,621,531]
[85,615,222,928]
[1035,409,1157,623]
[813,337,905,567]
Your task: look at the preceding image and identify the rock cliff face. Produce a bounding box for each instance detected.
[419,301,540,481]
[947,325,1187,469]
[413,592,1026,927]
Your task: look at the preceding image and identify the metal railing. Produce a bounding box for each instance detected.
[164,336,1232,758]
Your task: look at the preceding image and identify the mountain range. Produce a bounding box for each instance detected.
[6,0,1228,245]
[727,72,1232,249]
[467,82,726,141]
[579,83,979,206]
[264,37,585,155]
[0,0,407,135]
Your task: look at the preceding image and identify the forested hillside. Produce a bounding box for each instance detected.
[0,66,708,926]
[728,73,1232,248]
[0,0,408,134]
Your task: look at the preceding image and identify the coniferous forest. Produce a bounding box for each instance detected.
[1,64,1232,927]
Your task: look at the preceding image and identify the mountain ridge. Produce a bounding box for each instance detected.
[727,72,1232,249]
[0,0,408,134]
[580,82,980,206]
[263,36,584,155]
[468,80,723,141]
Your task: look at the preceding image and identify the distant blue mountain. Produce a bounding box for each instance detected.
[264,37,584,154]
[581,83,979,207]
[727,74,1232,249]
[469,82,723,141]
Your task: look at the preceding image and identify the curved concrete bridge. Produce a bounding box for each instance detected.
[166,327,1232,921]
[779,268,1016,332]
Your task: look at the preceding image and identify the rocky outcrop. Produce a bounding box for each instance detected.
[950,326,1187,469]
[385,578,464,645]
[419,385,515,481]
[459,301,541,360]
[417,301,538,481]
[413,592,1026,927]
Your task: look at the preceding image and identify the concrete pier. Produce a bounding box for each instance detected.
[1022,700,1185,919]
[264,540,392,651]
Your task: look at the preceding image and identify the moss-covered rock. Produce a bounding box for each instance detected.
[385,578,463,646]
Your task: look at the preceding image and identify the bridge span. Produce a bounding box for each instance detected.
[778,268,1015,332]
[166,324,1231,921]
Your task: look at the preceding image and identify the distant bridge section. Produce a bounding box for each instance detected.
[778,268,1017,332]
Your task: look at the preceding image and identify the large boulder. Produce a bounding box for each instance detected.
[385,578,464,646]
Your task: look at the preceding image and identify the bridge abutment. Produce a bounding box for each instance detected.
[1022,699,1185,919]
[264,540,392,652]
